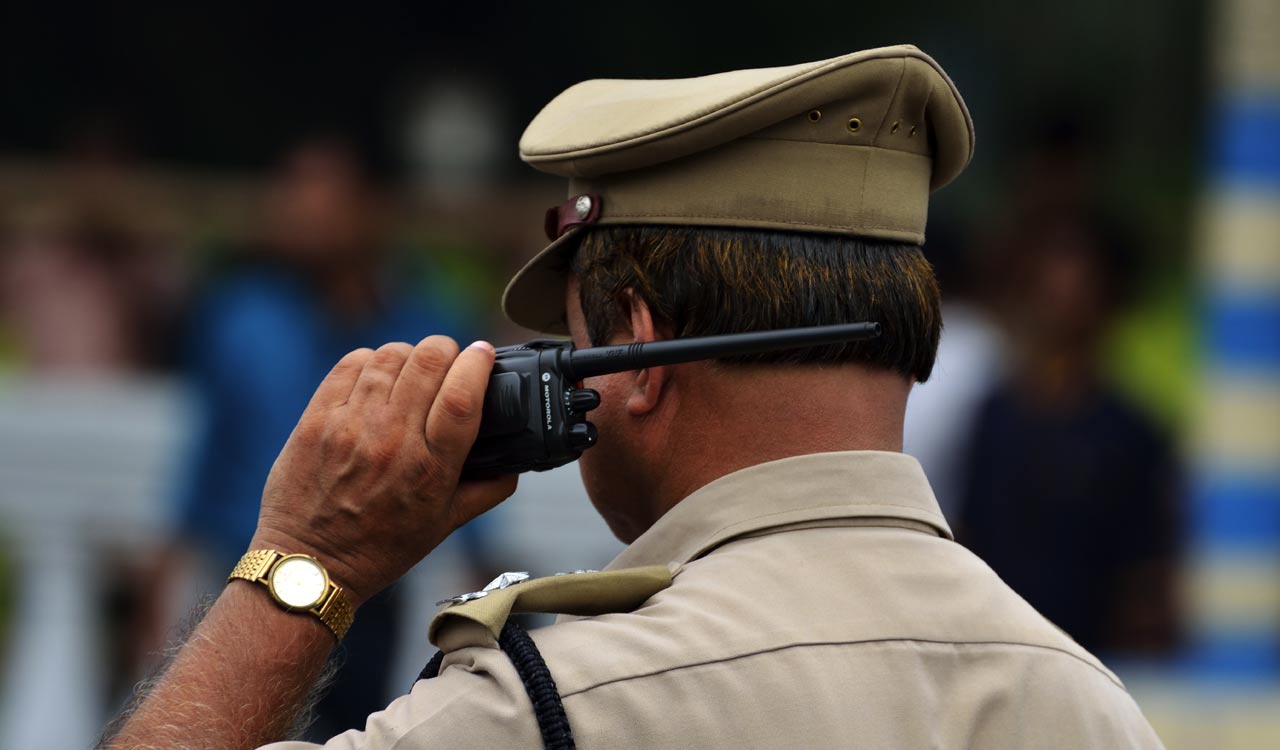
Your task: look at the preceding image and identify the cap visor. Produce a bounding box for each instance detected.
[501,228,582,334]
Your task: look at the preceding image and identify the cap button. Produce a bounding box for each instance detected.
[574,195,593,220]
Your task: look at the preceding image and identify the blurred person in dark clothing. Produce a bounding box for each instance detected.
[168,138,485,740]
[958,208,1182,656]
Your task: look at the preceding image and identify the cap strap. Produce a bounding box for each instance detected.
[544,194,603,241]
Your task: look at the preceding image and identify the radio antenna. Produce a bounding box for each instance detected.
[563,322,881,380]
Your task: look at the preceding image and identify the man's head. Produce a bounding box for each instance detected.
[503,45,974,538]
[563,226,941,540]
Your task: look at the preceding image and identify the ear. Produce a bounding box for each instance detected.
[620,290,670,417]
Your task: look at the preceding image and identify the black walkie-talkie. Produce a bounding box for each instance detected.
[461,321,881,478]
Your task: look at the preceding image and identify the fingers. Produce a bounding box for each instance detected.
[390,335,461,423]
[310,336,490,486]
[423,341,495,473]
[348,342,415,407]
[306,347,375,410]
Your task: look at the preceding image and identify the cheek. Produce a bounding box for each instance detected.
[579,373,629,459]
[578,427,642,543]
[576,375,637,507]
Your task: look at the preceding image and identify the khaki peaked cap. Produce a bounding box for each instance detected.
[504,44,975,334]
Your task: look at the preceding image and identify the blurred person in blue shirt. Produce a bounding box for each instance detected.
[175,137,488,739]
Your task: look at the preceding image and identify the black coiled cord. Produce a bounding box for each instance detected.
[417,622,575,750]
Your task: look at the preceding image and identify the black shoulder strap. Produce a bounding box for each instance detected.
[417,622,575,750]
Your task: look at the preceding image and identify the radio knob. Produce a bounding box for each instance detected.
[568,388,601,413]
[567,421,598,449]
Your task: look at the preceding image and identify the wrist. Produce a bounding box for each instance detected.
[248,528,370,607]
[228,545,359,641]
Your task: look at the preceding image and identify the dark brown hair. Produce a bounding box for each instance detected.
[570,226,942,382]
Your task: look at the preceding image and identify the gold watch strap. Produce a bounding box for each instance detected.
[228,549,280,583]
[228,549,356,641]
[317,586,356,640]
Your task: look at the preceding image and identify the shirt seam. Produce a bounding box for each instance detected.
[709,500,948,529]
[678,502,950,562]
[558,637,1125,699]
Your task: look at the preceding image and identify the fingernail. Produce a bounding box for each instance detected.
[468,340,495,352]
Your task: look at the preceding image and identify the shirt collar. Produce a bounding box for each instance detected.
[607,450,953,570]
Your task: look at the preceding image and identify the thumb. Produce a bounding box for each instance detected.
[451,475,519,528]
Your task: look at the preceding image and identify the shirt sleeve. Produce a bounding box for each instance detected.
[257,646,544,750]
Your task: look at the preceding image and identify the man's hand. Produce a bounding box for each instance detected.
[104,336,515,750]
[251,336,517,605]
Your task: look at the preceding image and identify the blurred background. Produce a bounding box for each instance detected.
[0,0,1275,747]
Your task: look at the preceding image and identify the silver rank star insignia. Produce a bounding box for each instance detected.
[436,571,531,607]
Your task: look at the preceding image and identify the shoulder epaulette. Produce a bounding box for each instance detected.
[429,565,672,650]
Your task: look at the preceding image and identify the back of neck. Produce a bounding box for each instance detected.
[648,363,911,521]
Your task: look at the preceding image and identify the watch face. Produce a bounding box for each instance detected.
[269,555,329,609]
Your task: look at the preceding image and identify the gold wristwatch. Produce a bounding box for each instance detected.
[228,549,355,640]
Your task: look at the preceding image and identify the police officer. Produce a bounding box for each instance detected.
[106,45,1164,750]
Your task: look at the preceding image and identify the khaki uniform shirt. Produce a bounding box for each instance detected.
[266,451,1163,749]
